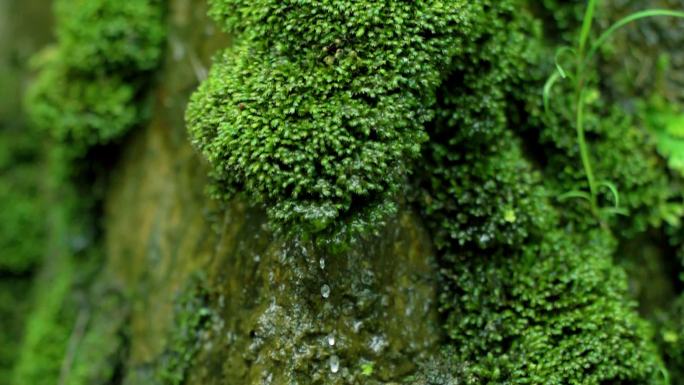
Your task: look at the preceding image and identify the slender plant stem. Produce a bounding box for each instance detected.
[579,0,598,56]
[575,88,599,217]
[575,0,600,219]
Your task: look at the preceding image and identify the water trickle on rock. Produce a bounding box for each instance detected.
[319,257,325,270]
[327,333,336,346]
[329,355,340,374]
[321,284,331,299]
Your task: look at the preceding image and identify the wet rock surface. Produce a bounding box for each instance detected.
[102,0,441,383]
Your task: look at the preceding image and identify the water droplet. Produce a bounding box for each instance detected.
[321,284,331,299]
[352,320,363,333]
[319,258,325,270]
[369,335,388,353]
[329,355,340,373]
[327,334,336,346]
[361,270,373,285]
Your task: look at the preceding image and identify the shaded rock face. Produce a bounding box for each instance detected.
[0,0,53,121]
[102,0,441,383]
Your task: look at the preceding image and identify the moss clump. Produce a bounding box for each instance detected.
[422,121,663,382]
[26,0,165,154]
[27,63,139,154]
[54,0,165,74]
[187,0,491,245]
[414,1,547,252]
[441,228,661,383]
[420,123,661,382]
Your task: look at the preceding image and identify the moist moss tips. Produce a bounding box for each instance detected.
[187,0,484,244]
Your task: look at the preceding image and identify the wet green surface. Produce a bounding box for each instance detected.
[102,1,440,383]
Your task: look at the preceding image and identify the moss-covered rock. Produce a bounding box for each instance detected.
[410,1,667,382]
[187,0,499,246]
[9,0,684,384]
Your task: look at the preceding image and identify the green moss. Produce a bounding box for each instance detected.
[414,1,548,252]
[12,255,78,385]
[527,80,680,236]
[420,116,663,382]
[187,0,492,245]
[27,61,139,154]
[418,115,661,382]
[26,0,165,154]
[55,0,165,74]
[409,1,665,382]
[441,228,662,383]
[156,276,212,385]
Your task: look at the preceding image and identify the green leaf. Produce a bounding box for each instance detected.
[598,180,620,208]
[557,190,592,202]
[644,99,684,176]
[543,70,562,115]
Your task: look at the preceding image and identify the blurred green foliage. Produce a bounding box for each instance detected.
[643,97,684,177]
[0,128,47,273]
[9,0,166,383]
[0,279,34,383]
[12,255,79,385]
[26,0,165,155]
